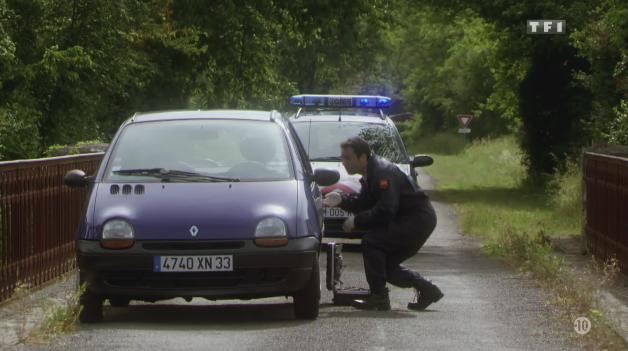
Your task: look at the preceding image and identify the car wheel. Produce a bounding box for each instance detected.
[109,297,130,308]
[293,260,320,320]
[79,291,103,323]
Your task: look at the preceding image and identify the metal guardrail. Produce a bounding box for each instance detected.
[584,150,628,273]
[0,153,103,303]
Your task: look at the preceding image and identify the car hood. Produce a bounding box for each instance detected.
[90,181,298,240]
[312,161,410,195]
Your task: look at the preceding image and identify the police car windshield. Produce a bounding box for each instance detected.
[104,119,294,182]
[293,121,406,163]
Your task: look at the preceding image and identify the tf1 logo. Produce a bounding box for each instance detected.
[527,20,566,34]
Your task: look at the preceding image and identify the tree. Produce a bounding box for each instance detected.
[571,0,628,145]
[415,0,600,178]
[392,3,520,140]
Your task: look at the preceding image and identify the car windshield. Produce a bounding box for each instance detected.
[292,121,406,163]
[104,119,293,182]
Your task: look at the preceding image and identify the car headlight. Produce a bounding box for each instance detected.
[254,217,288,247]
[101,219,135,249]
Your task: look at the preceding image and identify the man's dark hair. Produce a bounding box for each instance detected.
[341,137,371,159]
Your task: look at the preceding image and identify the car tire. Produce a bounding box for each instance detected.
[293,260,320,320]
[109,297,130,308]
[79,291,103,323]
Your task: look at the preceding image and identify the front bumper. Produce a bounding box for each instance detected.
[77,236,320,301]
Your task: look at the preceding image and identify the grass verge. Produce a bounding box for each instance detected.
[485,228,626,349]
[411,133,627,350]
[27,282,85,344]
[411,135,580,238]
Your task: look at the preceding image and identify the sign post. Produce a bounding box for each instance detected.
[457,114,473,134]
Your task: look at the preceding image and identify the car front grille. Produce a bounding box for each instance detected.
[102,268,289,289]
[142,241,245,251]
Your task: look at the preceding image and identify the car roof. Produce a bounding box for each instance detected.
[130,110,278,123]
[289,114,389,124]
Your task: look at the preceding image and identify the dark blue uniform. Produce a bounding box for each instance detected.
[339,155,437,294]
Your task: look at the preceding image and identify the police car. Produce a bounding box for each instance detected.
[289,95,432,238]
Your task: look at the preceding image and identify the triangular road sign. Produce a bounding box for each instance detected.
[457,114,473,128]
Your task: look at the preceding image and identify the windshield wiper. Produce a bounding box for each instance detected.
[113,168,240,182]
[310,156,342,162]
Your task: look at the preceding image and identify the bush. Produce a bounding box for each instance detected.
[44,139,106,157]
[548,158,583,230]
[485,227,562,280]
[607,100,628,145]
[0,106,43,161]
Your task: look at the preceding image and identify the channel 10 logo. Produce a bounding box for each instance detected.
[527,20,566,34]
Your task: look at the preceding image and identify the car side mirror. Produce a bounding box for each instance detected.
[64,169,89,187]
[313,168,340,186]
[410,155,434,168]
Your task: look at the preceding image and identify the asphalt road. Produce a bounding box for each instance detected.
[20,174,586,351]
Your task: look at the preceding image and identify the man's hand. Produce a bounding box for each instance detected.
[342,215,355,232]
[323,192,342,207]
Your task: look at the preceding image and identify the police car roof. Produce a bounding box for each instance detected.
[290,114,388,124]
[131,110,276,123]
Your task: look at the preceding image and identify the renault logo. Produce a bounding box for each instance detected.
[189,225,199,237]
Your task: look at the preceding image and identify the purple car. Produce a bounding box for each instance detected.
[64,110,339,322]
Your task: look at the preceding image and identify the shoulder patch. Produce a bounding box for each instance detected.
[379,179,390,190]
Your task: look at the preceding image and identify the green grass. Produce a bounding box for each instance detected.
[29,282,85,344]
[409,131,468,155]
[410,135,581,239]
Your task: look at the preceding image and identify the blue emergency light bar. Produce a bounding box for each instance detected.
[289,94,392,108]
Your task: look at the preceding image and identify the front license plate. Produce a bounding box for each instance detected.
[154,255,233,272]
[324,207,348,218]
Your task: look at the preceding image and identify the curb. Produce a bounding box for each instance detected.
[599,287,628,343]
[0,272,77,348]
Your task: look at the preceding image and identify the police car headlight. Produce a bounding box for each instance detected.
[254,217,288,247]
[101,219,135,249]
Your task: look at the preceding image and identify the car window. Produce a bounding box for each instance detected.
[293,121,406,163]
[104,119,293,182]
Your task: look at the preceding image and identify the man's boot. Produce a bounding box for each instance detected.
[407,281,443,311]
[352,291,391,311]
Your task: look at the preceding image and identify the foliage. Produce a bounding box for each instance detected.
[0,0,391,161]
[1,0,627,181]
[394,4,517,138]
[548,158,584,229]
[607,100,628,144]
[484,228,562,279]
[44,139,104,157]
[407,0,628,179]
[0,105,42,159]
[571,0,628,145]
[33,282,86,341]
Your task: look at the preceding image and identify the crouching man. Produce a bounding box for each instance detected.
[323,137,443,311]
